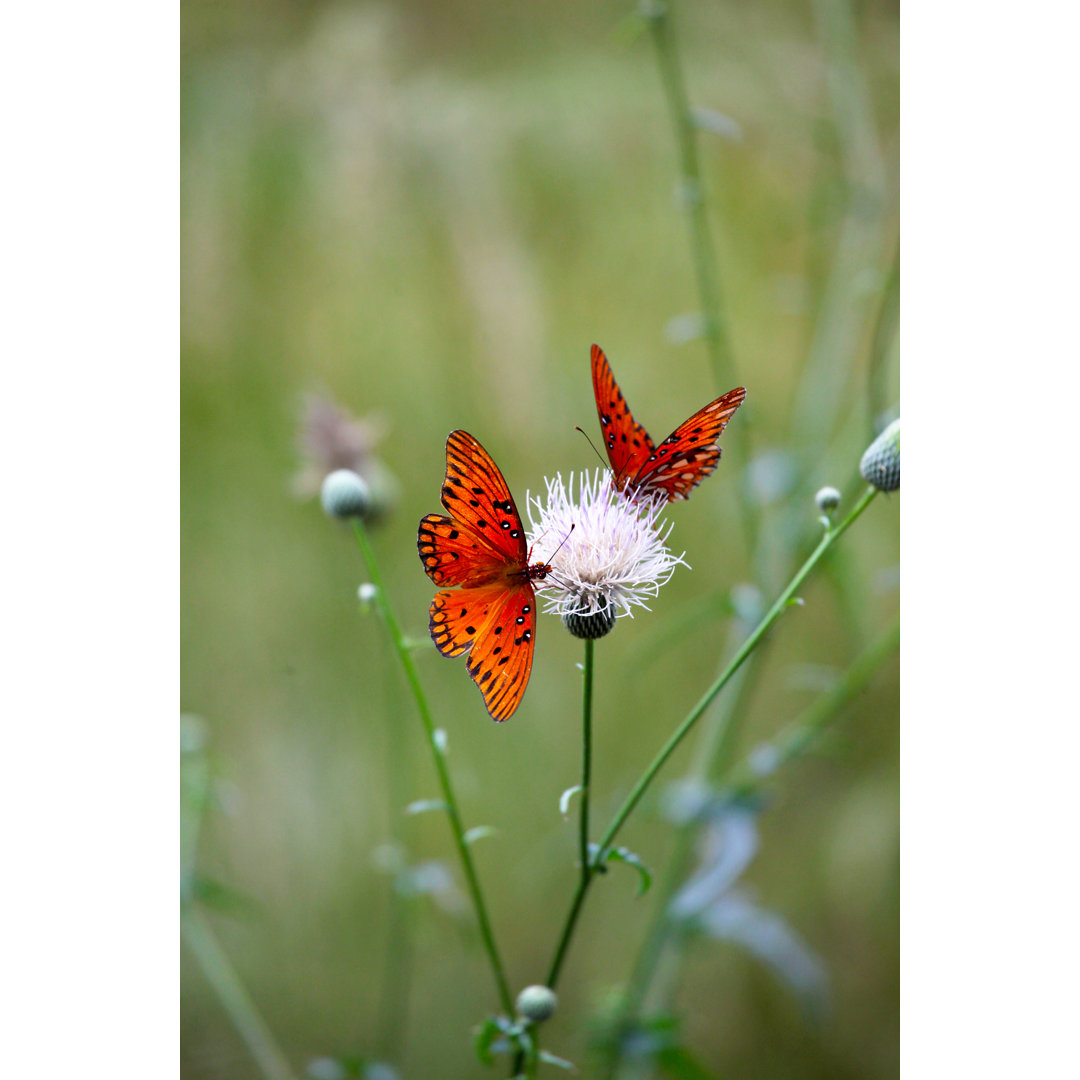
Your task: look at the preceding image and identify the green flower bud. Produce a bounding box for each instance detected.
[815,486,842,513]
[562,595,617,640]
[860,418,900,492]
[516,984,558,1024]
[320,469,371,519]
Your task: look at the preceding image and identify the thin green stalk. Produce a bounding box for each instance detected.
[545,639,597,989]
[351,522,515,1017]
[644,0,760,557]
[693,629,770,787]
[543,486,878,992]
[181,906,296,1080]
[645,0,735,391]
[580,639,596,893]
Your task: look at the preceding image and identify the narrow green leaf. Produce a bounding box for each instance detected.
[473,1017,501,1066]
[463,825,498,845]
[591,845,653,896]
[404,799,448,816]
[538,1049,577,1071]
[559,785,583,819]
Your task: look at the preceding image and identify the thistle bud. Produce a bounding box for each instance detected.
[515,984,558,1024]
[320,469,371,519]
[562,595,617,640]
[860,418,900,492]
[815,486,842,513]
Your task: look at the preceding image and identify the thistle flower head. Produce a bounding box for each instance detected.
[860,417,900,492]
[526,470,687,631]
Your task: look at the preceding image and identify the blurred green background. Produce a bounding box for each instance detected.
[181,0,899,1077]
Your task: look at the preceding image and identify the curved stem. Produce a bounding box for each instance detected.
[542,486,878,993]
[352,522,515,1017]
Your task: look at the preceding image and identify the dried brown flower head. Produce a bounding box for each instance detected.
[294,392,398,521]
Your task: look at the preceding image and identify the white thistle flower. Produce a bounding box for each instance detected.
[525,470,687,629]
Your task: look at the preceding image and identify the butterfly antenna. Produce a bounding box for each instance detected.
[548,522,576,563]
[542,524,576,588]
[574,426,610,470]
[528,522,575,575]
[577,424,637,490]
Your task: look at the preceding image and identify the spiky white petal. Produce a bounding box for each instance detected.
[526,470,687,625]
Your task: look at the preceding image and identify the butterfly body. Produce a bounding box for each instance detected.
[418,430,545,722]
[591,344,746,502]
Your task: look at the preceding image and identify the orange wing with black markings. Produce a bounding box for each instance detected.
[428,583,537,722]
[590,344,746,502]
[418,430,545,722]
[591,343,655,484]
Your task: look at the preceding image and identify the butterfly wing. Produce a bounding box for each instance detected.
[628,386,747,502]
[429,581,537,722]
[591,344,655,486]
[418,430,529,586]
[419,430,536,721]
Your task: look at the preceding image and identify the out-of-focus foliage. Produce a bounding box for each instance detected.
[182,0,898,1077]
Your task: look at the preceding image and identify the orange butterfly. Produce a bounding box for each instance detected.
[418,430,552,722]
[591,344,746,502]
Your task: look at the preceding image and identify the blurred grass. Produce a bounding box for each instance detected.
[181,1,898,1077]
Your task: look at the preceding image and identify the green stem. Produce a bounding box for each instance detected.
[352,522,515,1018]
[181,906,296,1080]
[644,0,760,556]
[646,0,734,389]
[580,638,596,893]
[544,639,597,989]
[543,486,878,993]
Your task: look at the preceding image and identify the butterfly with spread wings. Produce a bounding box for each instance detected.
[591,344,746,502]
[417,430,552,722]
